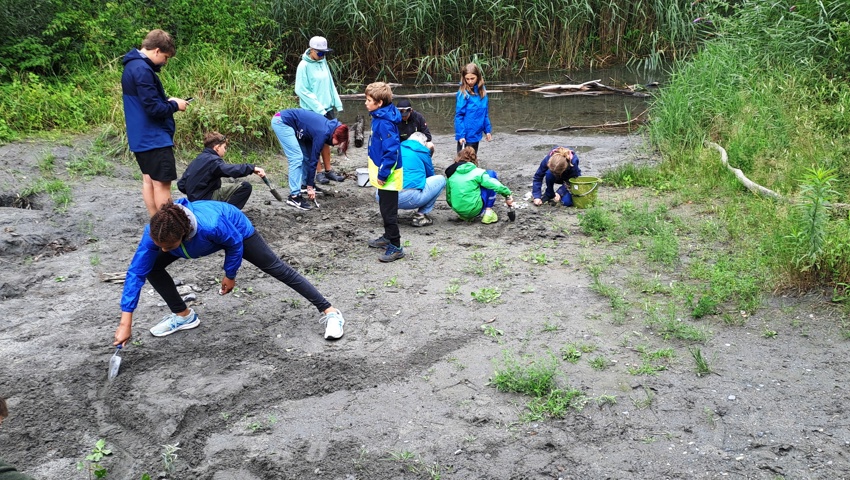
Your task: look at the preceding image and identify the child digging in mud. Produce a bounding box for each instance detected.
[446,146,514,224]
[113,200,346,345]
[531,146,582,207]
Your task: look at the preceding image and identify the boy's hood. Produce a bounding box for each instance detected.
[123,49,161,72]
[372,104,401,123]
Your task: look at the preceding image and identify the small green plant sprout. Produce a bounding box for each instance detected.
[384,276,399,287]
[402,239,412,247]
[589,355,610,370]
[521,285,535,294]
[704,407,717,428]
[429,246,442,258]
[762,327,778,338]
[561,342,596,364]
[542,321,559,332]
[491,351,558,397]
[162,443,180,475]
[595,394,617,406]
[77,439,111,479]
[481,324,503,338]
[631,386,655,410]
[689,347,712,377]
[356,286,376,297]
[525,387,588,420]
[131,339,143,347]
[389,450,416,461]
[530,252,549,265]
[55,276,66,282]
[471,287,501,303]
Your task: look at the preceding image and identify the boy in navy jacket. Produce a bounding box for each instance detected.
[178,132,266,210]
[121,29,189,217]
[532,147,582,207]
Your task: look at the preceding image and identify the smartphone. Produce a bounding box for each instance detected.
[185,97,194,103]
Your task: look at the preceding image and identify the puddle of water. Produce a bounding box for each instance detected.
[338,65,665,135]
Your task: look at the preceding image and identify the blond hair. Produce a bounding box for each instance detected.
[365,82,393,107]
[547,148,573,176]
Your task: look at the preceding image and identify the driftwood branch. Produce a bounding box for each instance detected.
[516,109,648,133]
[707,142,850,210]
[530,80,650,98]
[353,114,365,148]
[706,142,784,201]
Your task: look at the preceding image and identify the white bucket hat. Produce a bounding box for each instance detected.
[309,36,333,52]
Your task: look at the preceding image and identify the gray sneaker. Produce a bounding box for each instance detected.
[150,309,200,337]
[315,172,330,185]
[379,244,405,262]
[368,236,390,248]
[325,170,345,182]
[321,309,345,339]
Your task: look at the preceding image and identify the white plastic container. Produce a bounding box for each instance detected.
[356,168,370,187]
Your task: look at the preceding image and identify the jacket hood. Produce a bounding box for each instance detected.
[401,138,431,155]
[455,161,478,175]
[372,104,402,123]
[301,49,325,64]
[123,49,161,72]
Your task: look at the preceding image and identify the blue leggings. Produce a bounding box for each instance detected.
[479,169,498,215]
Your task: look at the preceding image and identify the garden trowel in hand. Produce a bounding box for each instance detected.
[262,176,284,202]
[107,345,122,380]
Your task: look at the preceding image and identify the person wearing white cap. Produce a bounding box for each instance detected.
[296,36,345,184]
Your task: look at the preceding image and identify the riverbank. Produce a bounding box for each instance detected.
[2,132,849,479]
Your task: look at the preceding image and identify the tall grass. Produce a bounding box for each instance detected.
[648,0,850,289]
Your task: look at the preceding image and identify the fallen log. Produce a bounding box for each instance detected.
[353,114,365,148]
[338,90,503,100]
[516,109,648,132]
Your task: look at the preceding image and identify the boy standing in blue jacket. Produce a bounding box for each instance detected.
[121,29,189,217]
[532,147,582,207]
[364,82,404,262]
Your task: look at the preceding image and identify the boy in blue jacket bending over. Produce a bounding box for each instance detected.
[178,132,266,210]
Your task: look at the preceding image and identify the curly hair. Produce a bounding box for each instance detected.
[454,146,478,166]
[149,203,191,246]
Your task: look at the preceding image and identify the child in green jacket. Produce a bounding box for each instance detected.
[445,147,513,224]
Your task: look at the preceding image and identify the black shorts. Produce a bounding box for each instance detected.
[135,147,177,182]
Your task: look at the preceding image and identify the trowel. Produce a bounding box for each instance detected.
[261,176,284,202]
[107,345,122,380]
[507,204,516,222]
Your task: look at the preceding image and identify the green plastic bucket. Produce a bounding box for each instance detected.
[569,176,600,209]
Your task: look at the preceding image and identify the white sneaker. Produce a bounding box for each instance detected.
[321,309,345,340]
[150,309,200,337]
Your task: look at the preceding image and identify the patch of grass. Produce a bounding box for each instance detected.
[560,342,596,364]
[481,324,503,338]
[67,154,114,177]
[491,352,558,397]
[762,328,778,339]
[21,178,72,209]
[525,387,588,420]
[429,246,442,258]
[578,207,616,237]
[38,153,56,174]
[648,225,679,266]
[689,347,712,377]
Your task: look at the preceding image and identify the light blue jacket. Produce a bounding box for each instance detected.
[400,139,434,190]
[295,50,343,116]
[120,198,255,312]
[454,85,491,143]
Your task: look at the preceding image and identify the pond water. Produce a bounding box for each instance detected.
[337,65,665,136]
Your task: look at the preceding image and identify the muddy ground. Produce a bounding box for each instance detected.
[1,131,849,480]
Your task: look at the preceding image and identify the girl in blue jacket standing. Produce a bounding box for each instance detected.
[454,63,492,153]
[113,199,346,346]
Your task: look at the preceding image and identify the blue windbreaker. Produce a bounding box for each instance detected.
[367,104,402,187]
[120,198,255,312]
[454,86,491,143]
[276,109,341,187]
[121,49,177,152]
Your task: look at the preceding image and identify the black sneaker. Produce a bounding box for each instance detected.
[287,195,312,210]
[325,170,345,182]
[315,172,330,185]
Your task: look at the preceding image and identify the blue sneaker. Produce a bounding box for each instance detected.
[150,309,200,337]
[379,244,405,262]
[321,309,345,339]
